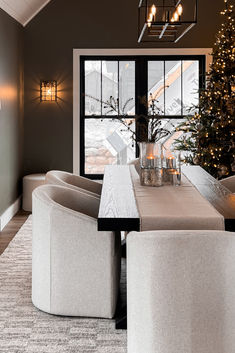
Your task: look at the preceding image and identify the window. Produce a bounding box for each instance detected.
[80,55,205,178]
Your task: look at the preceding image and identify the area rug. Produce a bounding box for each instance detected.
[0,216,127,353]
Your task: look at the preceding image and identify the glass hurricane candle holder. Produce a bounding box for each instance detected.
[139,142,163,187]
[162,147,181,185]
[168,169,181,186]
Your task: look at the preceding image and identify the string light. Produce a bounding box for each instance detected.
[174,0,234,178]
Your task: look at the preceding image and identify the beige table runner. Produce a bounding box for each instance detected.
[130,166,225,231]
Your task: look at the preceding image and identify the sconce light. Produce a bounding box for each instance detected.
[40,80,57,101]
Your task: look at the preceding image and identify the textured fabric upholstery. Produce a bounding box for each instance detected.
[22,174,46,211]
[46,170,102,197]
[128,158,140,175]
[32,184,121,319]
[220,175,235,193]
[127,230,235,353]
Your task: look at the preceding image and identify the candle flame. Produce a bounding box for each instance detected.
[147,155,154,160]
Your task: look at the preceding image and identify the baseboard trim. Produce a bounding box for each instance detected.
[0,196,22,231]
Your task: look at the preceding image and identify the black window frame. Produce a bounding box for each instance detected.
[80,55,205,179]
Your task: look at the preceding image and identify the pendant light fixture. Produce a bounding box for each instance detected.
[138,0,197,43]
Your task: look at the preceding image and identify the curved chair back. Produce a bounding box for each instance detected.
[32,184,121,319]
[46,170,102,197]
[220,175,235,193]
[127,230,235,353]
[128,158,140,175]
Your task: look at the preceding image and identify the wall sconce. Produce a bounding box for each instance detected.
[40,80,57,101]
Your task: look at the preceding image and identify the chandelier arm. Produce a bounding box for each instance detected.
[174,23,196,43]
[138,23,148,43]
[159,23,169,39]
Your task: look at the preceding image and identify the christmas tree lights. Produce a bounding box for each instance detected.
[175,0,235,179]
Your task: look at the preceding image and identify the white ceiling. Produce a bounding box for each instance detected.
[0,0,51,26]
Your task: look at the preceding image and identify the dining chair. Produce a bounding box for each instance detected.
[127,229,235,353]
[46,170,102,197]
[128,158,140,175]
[220,175,235,193]
[32,184,121,318]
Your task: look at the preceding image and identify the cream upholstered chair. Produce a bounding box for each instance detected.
[127,230,235,353]
[46,170,102,197]
[32,184,121,318]
[220,175,235,193]
[128,158,140,175]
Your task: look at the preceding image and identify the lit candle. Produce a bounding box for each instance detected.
[166,156,176,169]
[171,170,181,186]
[147,154,155,168]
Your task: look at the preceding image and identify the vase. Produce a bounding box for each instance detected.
[139,142,163,187]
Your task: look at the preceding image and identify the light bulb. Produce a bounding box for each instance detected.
[173,11,179,21]
[151,4,156,15]
[47,89,51,95]
[177,4,183,16]
[148,13,153,21]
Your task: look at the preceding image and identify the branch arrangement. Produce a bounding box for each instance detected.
[86,93,170,143]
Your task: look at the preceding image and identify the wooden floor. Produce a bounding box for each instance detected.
[0,210,30,255]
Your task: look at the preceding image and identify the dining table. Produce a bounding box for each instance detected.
[98,164,235,329]
[98,165,235,232]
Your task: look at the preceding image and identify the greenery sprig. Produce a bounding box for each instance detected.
[86,93,170,143]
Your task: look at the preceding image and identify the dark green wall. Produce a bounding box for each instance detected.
[23,0,225,174]
[0,9,23,215]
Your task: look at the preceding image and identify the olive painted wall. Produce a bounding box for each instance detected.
[23,0,226,174]
[0,9,23,215]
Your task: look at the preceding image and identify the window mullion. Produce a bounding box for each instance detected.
[164,60,166,115]
[181,60,183,116]
[101,61,103,116]
[118,61,120,115]
[136,57,148,146]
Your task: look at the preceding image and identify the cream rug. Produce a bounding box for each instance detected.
[0,216,127,353]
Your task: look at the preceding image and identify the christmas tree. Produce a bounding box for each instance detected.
[175,0,235,179]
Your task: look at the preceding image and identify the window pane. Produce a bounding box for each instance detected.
[119,61,135,115]
[85,61,101,115]
[148,61,164,115]
[160,118,189,163]
[165,61,182,116]
[182,61,199,115]
[85,118,136,174]
[159,119,185,149]
[102,61,118,115]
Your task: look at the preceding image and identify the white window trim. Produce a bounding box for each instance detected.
[73,48,212,175]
